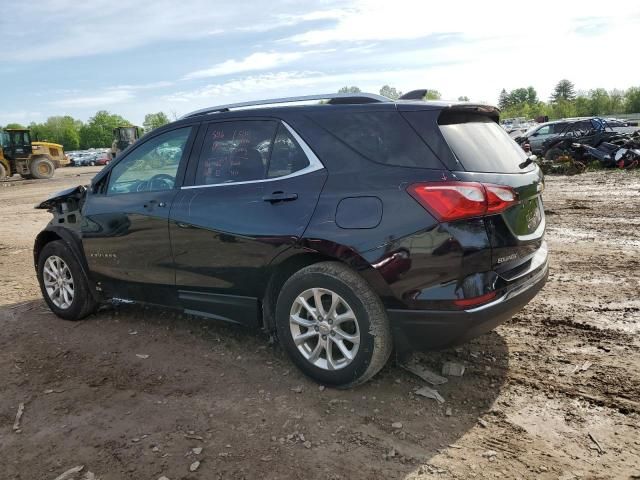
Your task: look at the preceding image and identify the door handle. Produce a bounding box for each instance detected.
[143,200,167,209]
[262,191,298,203]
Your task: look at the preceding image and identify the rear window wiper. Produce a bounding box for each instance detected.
[518,154,537,169]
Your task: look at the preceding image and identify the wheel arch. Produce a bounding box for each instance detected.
[34,227,100,301]
[261,241,393,332]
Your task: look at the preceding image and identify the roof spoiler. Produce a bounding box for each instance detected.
[399,89,429,100]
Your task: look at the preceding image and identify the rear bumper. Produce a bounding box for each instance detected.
[387,253,548,351]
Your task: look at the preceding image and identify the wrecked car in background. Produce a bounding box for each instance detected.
[514,117,640,174]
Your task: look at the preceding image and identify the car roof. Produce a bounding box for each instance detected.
[179,92,497,120]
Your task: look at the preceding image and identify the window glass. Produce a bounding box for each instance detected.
[438,113,528,174]
[536,126,550,135]
[267,124,310,178]
[310,111,442,168]
[195,121,277,185]
[107,127,190,195]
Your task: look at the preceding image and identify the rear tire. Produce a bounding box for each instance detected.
[30,157,55,179]
[37,240,97,321]
[275,261,392,388]
[0,163,7,179]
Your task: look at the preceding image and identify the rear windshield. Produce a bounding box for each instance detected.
[438,112,529,173]
[308,111,443,169]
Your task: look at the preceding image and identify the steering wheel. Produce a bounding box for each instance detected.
[134,174,175,192]
[149,173,175,191]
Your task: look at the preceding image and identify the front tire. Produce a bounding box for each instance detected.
[275,262,392,388]
[37,240,97,320]
[30,157,55,179]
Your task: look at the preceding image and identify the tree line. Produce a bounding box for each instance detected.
[342,82,640,121]
[4,81,639,151]
[1,111,170,151]
[498,79,640,120]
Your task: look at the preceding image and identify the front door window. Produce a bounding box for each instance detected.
[108,127,191,195]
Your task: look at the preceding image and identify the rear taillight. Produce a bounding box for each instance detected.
[407,182,518,222]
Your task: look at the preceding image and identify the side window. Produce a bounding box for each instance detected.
[536,126,550,135]
[316,111,442,168]
[267,124,310,178]
[107,127,191,195]
[195,121,277,186]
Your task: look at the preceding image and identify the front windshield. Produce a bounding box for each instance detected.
[118,128,136,141]
[8,130,30,146]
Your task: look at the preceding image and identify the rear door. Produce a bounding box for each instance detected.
[169,119,327,326]
[81,126,195,304]
[403,108,545,271]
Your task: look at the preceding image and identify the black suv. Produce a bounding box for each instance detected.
[34,92,548,387]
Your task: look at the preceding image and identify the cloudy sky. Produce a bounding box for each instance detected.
[2,0,639,125]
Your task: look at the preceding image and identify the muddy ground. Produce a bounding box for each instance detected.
[0,167,638,480]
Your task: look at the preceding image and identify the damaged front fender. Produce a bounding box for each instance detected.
[35,185,87,211]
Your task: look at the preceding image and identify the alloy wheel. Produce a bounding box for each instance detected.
[289,288,360,370]
[43,255,74,309]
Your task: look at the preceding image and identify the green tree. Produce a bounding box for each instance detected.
[573,95,591,117]
[625,87,640,113]
[526,87,539,106]
[425,90,441,100]
[143,112,170,133]
[79,111,131,149]
[5,123,26,129]
[550,79,576,103]
[379,85,402,100]
[29,116,81,150]
[551,99,576,119]
[458,96,470,102]
[588,88,610,116]
[609,89,625,114]
[498,89,510,109]
[509,88,530,106]
[337,86,361,94]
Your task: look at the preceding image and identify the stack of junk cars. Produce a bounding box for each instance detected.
[513,117,640,174]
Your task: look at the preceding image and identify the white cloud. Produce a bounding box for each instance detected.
[0,0,338,61]
[4,0,640,124]
[288,0,639,46]
[167,71,324,103]
[50,89,135,109]
[0,111,42,126]
[184,52,305,80]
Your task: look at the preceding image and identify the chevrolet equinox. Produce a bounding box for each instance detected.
[34,91,548,387]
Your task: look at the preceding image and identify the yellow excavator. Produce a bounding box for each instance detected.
[0,128,68,179]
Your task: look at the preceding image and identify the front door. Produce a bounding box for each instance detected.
[169,119,327,325]
[81,126,195,304]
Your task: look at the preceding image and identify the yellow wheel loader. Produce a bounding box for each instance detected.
[0,128,67,180]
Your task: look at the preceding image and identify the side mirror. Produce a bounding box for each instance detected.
[529,155,537,161]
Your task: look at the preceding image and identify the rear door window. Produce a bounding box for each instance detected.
[308,111,443,169]
[267,123,310,178]
[195,120,277,185]
[436,112,528,173]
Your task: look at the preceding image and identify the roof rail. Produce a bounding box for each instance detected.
[180,92,390,119]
